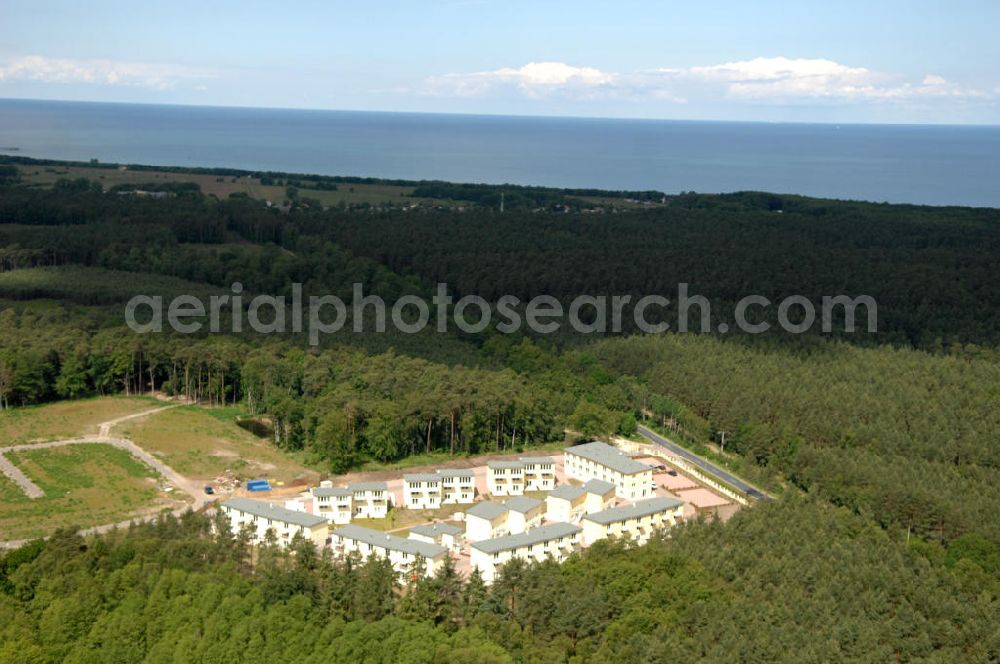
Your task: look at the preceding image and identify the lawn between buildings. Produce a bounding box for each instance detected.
[351,500,472,533]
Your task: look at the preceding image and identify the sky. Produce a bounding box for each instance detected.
[1,0,999,124]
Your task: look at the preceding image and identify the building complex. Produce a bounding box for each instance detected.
[486,460,526,496]
[402,473,443,509]
[436,469,476,504]
[520,457,556,491]
[470,522,582,583]
[310,484,353,524]
[581,496,684,545]
[220,497,330,548]
[465,501,511,541]
[408,522,465,554]
[564,442,654,500]
[504,496,544,532]
[351,482,390,519]
[330,524,447,578]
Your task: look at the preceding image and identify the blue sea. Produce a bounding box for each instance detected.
[1,98,999,207]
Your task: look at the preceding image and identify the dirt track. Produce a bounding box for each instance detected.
[0,405,212,549]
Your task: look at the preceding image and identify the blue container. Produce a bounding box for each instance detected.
[246,479,271,492]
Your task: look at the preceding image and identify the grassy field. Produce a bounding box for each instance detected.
[14,164,449,206]
[0,397,161,445]
[0,443,176,540]
[253,182,423,206]
[119,405,318,483]
[0,473,28,505]
[17,165,259,198]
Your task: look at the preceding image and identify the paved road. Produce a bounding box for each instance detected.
[636,425,771,501]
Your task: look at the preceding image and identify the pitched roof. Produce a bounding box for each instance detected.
[311,486,352,497]
[465,501,509,520]
[222,497,328,529]
[471,522,581,555]
[582,479,616,496]
[403,473,441,483]
[436,469,475,479]
[350,482,388,492]
[581,496,685,525]
[487,460,525,470]
[504,496,543,513]
[548,484,586,501]
[409,522,463,539]
[519,456,555,466]
[564,442,651,475]
[332,524,446,559]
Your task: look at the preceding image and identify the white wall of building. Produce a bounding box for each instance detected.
[439,473,475,504]
[470,528,580,583]
[330,532,445,578]
[221,504,329,548]
[487,465,525,496]
[465,513,509,542]
[564,450,653,500]
[403,479,443,509]
[352,487,390,519]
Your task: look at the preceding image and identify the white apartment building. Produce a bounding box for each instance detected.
[487,461,525,496]
[519,457,556,491]
[330,524,447,578]
[504,496,544,533]
[408,522,465,554]
[581,496,685,546]
[545,484,587,523]
[544,479,617,523]
[582,478,617,513]
[220,497,329,548]
[470,522,582,584]
[564,442,653,500]
[436,469,476,504]
[464,501,511,542]
[310,485,353,525]
[351,482,390,519]
[403,473,443,509]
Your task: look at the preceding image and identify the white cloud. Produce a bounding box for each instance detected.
[671,57,981,100]
[677,56,880,98]
[425,61,616,98]
[0,55,213,90]
[425,56,991,105]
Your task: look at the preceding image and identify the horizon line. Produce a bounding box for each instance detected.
[2,95,999,129]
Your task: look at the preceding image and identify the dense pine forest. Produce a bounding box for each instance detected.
[1,498,997,663]
[1,162,999,661]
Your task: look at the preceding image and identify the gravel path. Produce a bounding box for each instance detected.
[0,404,213,548]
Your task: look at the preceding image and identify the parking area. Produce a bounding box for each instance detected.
[637,455,739,521]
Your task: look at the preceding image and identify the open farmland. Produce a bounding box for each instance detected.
[13,164,450,206]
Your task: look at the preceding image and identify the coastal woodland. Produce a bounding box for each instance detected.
[1,161,999,661]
